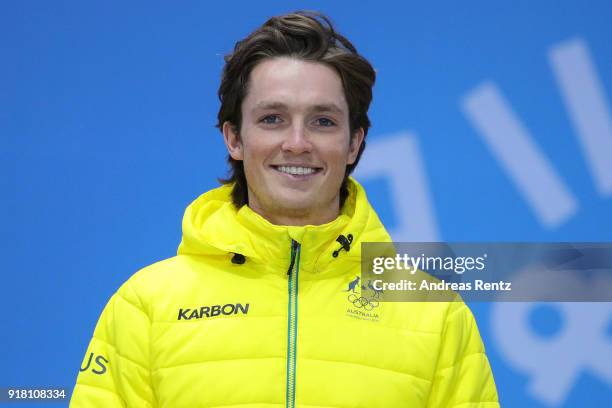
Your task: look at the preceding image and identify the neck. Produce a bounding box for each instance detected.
[255,209,338,226]
[247,195,340,226]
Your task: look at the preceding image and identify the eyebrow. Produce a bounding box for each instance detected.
[311,103,344,114]
[252,101,345,114]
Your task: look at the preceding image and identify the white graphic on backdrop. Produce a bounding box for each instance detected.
[355,38,611,406]
[354,132,439,241]
[467,38,612,406]
[461,83,578,228]
[491,301,612,406]
[549,39,612,196]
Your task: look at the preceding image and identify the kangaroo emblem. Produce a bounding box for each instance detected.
[344,276,360,293]
[367,280,383,298]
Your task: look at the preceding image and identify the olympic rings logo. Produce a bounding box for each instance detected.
[347,294,379,310]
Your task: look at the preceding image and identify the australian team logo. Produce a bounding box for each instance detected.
[343,276,383,321]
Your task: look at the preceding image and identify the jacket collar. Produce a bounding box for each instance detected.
[177,177,391,276]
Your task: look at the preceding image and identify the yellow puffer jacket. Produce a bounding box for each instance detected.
[71,178,499,407]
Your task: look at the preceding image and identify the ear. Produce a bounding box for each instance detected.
[222,121,244,160]
[347,127,365,165]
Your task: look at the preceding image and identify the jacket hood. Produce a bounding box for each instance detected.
[177,177,391,275]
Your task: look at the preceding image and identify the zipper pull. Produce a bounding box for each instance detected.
[287,239,298,275]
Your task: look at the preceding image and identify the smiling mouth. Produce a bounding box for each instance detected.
[272,165,323,176]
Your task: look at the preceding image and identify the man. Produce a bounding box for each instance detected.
[71,11,499,407]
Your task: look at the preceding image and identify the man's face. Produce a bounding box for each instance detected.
[223,57,364,225]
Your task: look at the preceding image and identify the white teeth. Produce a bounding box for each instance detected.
[277,166,317,175]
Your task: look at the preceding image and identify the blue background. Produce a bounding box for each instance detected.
[2,1,611,406]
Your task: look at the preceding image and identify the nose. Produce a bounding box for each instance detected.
[281,123,313,154]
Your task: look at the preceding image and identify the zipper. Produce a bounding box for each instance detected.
[285,239,300,408]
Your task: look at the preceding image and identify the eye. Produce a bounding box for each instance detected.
[260,115,282,125]
[314,117,336,127]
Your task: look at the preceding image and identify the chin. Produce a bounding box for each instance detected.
[271,187,316,204]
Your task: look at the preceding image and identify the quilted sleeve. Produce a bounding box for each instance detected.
[70,280,156,407]
[426,301,500,408]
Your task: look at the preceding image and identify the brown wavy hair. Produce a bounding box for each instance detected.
[216,11,376,208]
